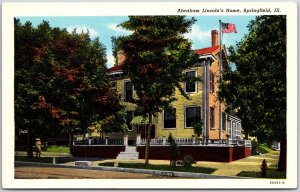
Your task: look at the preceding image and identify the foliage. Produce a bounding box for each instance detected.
[179,155,196,168]
[118,16,199,165]
[219,15,286,143]
[251,141,274,155]
[192,119,203,138]
[14,19,127,157]
[218,16,286,171]
[168,133,180,167]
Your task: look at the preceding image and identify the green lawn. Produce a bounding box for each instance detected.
[98,162,216,174]
[15,145,70,153]
[45,145,70,153]
[238,168,286,179]
[257,144,274,154]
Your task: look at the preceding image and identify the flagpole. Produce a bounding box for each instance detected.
[219,20,223,142]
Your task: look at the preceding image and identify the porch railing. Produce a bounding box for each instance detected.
[73,138,124,146]
[73,135,251,147]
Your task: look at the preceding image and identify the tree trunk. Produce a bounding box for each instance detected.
[68,130,74,154]
[27,127,34,158]
[144,113,152,166]
[277,138,286,172]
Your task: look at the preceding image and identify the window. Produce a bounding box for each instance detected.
[163,108,176,129]
[185,71,197,93]
[185,106,201,128]
[210,107,215,129]
[111,81,117,89]
[126,111,133,131]
[222,112,226,131]
[210,71,215,93]
[124,81,133,102]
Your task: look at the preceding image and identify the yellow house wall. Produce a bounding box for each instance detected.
[107,56,228,140]
[156,66,203,138]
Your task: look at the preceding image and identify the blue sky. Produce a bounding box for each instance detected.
[18,16,256,68]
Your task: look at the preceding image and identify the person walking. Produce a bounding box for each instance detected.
[35,138,42,157]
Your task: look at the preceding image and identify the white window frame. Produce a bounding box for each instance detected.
[184,70,198,94]
[184,106,201,129]
[162,109,177,130]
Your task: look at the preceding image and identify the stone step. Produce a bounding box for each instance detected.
[125,147,137,152]
[116,151,139,160]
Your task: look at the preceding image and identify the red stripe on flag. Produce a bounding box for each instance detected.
[222,23,237,33]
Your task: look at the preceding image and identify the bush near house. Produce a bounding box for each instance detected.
[251,141,274,155]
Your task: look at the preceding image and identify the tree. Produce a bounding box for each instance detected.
[118,16,199,165]
[15,19,127,157]
[219,16,286,171]
[168,133,179,167]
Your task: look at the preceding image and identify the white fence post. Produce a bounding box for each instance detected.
[136,134,141,145]
[124,135,128,146]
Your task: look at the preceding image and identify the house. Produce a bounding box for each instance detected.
[105,30,243,144]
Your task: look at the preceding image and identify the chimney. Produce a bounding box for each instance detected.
[116,50,126,66]
[211,30,219,47]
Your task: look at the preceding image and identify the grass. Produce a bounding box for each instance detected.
[257,144,274,154]
[98,162,216,174]
[45,145,69,153]
[238,168,286,179]
[15,145,70,153]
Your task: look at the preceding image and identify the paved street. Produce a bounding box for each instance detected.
[15,166,178,179]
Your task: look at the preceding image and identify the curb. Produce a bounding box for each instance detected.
[15,161,244,179]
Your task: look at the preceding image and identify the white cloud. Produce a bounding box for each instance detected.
[184,25,214,49]
[107,23,132,34]
[106,54,115,68]
[67,25,98,39]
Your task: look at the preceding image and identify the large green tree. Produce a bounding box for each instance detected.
[219,16,286,171]
[118,16,199,165]
[15,19,127,157]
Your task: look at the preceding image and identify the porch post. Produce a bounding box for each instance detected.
[124,134,128,146]
[163,137,166,145]
[136,134,141,145]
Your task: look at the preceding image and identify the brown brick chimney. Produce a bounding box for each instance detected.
[211,30,219,47]
[116,50,126,66]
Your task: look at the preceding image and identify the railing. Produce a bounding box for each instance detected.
[73,138,124,146]
[139,137,251,147]
[73,135,251,147]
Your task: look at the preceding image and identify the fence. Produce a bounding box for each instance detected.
[138,135,251,147]
[73,138,124,146]
[73,135,251,147]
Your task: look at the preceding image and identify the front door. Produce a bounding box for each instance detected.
[139,125,155,139]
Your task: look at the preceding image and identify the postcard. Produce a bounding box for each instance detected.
[2,1,297,189]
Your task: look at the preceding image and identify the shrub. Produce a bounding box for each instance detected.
[180,155,195,168]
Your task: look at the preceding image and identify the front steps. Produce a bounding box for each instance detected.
[116,146,139,160]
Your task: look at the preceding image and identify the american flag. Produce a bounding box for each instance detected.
[222,23,237,33]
